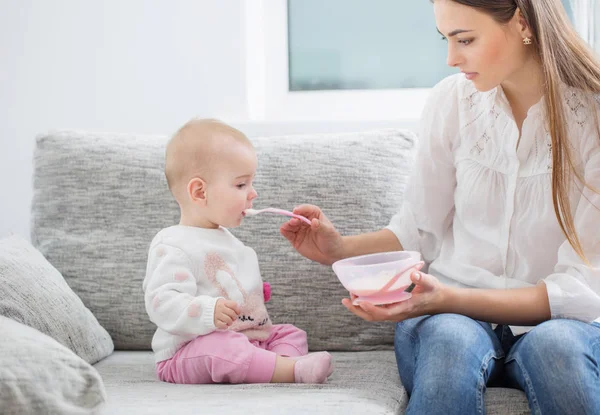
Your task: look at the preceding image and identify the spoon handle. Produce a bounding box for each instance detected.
[373,261,424,294]
[245,208,312,225]
[264,208,312,225]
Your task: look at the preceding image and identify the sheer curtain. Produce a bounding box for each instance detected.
[568,0,599,51]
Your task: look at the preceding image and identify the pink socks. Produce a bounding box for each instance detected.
[293,352,333,384]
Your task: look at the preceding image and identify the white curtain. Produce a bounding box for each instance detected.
[568,0,599,50]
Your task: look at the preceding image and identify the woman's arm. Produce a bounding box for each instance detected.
[340,229,404,259]
[442,283,551,325]
[343,271,552,326]
[281,208,403,265]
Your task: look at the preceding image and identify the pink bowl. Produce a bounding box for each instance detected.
[332,251,423,305]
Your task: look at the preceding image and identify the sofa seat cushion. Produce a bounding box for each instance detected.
[95,351,406,414]
[94,351,530,415]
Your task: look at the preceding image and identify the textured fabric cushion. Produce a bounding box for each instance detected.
[94,351,530,415]
[95,350,406,414]
[0,235,113,364]
[32,129,416,351]
[0,316,106,414]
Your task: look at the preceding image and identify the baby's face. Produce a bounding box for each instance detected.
[203,142,258,228]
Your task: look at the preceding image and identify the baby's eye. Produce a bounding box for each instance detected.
[237,183,247,189]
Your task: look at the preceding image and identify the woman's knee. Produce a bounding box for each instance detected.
[506,320,600,413]
[396,314,491,351]
[395,314,500,377]
[509,319,596,370]
[394,314,501,404]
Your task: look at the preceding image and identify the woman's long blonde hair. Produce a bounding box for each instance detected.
[444,0,600,262]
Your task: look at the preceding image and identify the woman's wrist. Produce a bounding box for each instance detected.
[339,230,403,261]
[430,283,459,315]
[334,235,352,262]
[337,233,373,260]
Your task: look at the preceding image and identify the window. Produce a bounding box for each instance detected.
[245,1,589,122]
[287,0,458,91]
[288,0,576,92]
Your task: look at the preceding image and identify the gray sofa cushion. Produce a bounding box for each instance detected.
[31,129,416,351]
[0,235,113,364]
[94,351,530,415]
[0,316,106,415]
[95,351,406,415]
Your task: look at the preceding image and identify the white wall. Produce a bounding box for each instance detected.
[0,0,250,239]
[0,0,419,240]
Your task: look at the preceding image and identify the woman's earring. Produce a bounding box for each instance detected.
[523,37,532,45]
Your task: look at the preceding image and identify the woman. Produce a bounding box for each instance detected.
[280,0,600,413]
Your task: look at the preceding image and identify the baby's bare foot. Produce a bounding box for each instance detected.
[293,352,333,383]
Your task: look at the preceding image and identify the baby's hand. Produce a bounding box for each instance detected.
[214,299,240,329]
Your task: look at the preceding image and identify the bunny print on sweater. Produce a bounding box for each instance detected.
[143,225,272,362]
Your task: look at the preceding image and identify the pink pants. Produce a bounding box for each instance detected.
[156,324,308,384]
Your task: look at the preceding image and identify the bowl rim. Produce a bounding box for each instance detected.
[332,250,421,273]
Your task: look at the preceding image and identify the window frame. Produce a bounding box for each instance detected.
[243,0,430,122]
[243,0,596,122]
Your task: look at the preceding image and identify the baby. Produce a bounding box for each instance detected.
[143,118,333,384]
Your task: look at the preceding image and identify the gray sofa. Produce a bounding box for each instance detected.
[30,129,531,414]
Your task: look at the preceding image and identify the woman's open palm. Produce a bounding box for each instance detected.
[342,271,443,322]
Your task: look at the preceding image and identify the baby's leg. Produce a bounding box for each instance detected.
[156,330,277,384]
[265,324,333,383]
[272,352,333,384]
[266,324,308,357]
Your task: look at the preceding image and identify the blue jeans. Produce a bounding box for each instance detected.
[394,314,600,414]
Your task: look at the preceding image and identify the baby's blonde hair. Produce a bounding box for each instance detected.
[165,118,251,198]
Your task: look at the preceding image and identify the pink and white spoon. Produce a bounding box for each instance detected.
[243,208,312,225]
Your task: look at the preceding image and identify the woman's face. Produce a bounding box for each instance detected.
[434,0,529,91]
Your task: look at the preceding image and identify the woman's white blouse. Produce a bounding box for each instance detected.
[387,73,600,331]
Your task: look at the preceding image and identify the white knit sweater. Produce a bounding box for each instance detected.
[143,225,271,362]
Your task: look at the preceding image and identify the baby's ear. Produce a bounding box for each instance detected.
[188,177,207,203]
